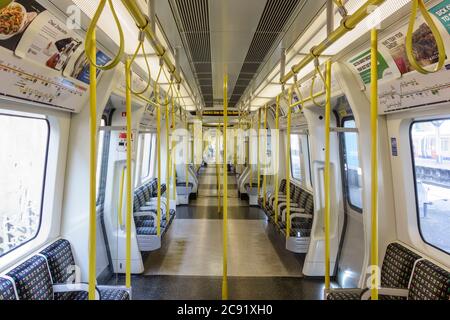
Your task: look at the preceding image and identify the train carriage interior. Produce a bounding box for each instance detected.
[0,0,449,304]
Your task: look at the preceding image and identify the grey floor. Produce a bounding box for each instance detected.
[108,166,325,300]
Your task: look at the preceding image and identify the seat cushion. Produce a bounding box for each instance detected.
[326,289,363,300]
[40,239,76,284]
[408,260,450,300]
[380,243,421,290]
[0,277,17,300]
[137,226,159,235]
[7,255,53,300]
[54,290,88,300]
[99,288,130,300]
[54,288,130,300]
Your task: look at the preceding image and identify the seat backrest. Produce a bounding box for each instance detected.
[380,243,421,289]
[408,259,450,300]
[279,180,286,193]
[0,277,17,300]
[298,190,309,208]
[304,195,314,216]
[40,239,76,284]
[7,255,53,300]
[292,186,301,203]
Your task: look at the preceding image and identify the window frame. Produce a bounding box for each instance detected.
[409,118,450,256]
[341,116,363,213]
[0,112,50,258]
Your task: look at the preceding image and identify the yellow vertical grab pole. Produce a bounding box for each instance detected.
[156,87,162,237]
[324,60,332,291]
[249,115,253,191]
[285,89,292,238]
[88,30,98,301]
[257,108,261,199]
[186,115,189,194]
[263,105,268,207]
[165,97,170,222]
[274,96,280,224]
[172,99,176,201]
[216,125,221,212]
[125,57,133,289]
[370,28,379,301]
[222,73,229,300]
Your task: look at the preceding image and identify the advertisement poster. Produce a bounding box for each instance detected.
[0,0,45,51]
[0,46,87,113]
[430,0,450,35]
[380,14,448,75]
[348,49,393,84]
[70,50,111,85]
[15,10,83,72]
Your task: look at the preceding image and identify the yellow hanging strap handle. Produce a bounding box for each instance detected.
[117,166,125,228]
[263,105,268,208]
[370,28,379,301]
[257,108,261,199]
[129,30,152,96]
[324,60,332,291]
[310,57,326,108]
[285,89,293,238]
[124,57,133,289]
[85,0,124,71]
[222,74,229,300]
[274,95,280,224]
[406,0,446,74]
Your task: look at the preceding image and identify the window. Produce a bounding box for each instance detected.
[0,113,49,257]
[290,133,311,184]
[290,134,302,181]
[96,118,106,200]
[411,119,450,255]
[342,118,363,211]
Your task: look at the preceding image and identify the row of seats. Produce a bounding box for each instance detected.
[327,242,450,300]
[134,179,176,251]
[0,239,130,300]
[260,179,314,253]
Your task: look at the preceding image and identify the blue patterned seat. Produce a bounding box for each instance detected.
[40,239,130,300]
[327,243,421,300]
[7,255,54,300]
[40,239,76,284]
[408,260,450,300]
[0,277,17,300]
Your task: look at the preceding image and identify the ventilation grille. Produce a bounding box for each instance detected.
[174,0,213,107]
[229,0,301,107]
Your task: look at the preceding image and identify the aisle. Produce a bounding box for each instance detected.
[143,165,303,277]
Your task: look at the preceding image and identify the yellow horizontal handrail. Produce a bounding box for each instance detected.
[281,0,386,84]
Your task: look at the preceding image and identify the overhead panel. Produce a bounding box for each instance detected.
[173,0,213,107]
[209,0,267,107]
[230,0,301,107]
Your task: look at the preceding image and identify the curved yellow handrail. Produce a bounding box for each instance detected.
[85,0,124,71]
[406,0,446,74]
